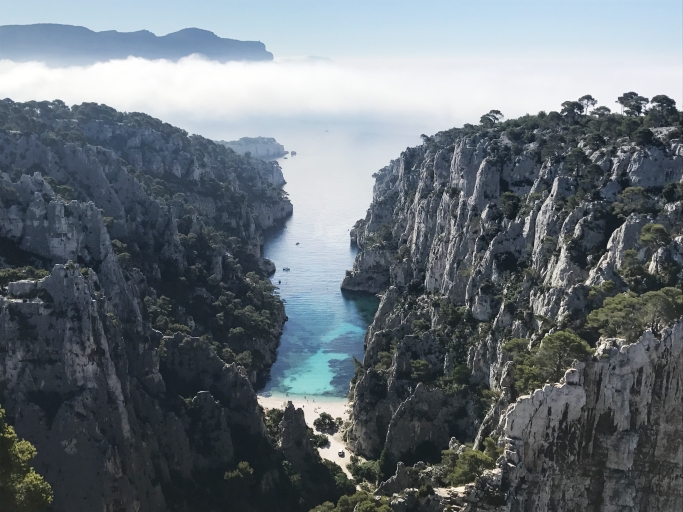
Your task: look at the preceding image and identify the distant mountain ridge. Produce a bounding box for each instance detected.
[0,24,273,64]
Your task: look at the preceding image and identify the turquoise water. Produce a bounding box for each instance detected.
[258,127,414,398]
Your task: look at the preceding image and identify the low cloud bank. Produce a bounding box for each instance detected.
[0,55,679,137]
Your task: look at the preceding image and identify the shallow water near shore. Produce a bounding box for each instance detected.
[257,126,417,399]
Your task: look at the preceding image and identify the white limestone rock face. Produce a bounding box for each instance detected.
[493,320,683,512]
[342,122,683,497]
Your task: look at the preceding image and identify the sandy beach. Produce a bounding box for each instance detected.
[258,393,357,476]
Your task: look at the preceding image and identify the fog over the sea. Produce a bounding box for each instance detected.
[0,55,680,142]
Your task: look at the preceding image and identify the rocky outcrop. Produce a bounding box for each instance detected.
[278,402,339,509]
[0,265,298,512]
[497,321,683,511]
[0,99,293,382]
[343,114,683,481]
[0,100,327,512]
[431,319,683,512]
[218,137,288,164]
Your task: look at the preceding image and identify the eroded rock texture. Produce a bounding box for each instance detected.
[0,100,335,512]
[437,320,683,512]
[344,114,682,510]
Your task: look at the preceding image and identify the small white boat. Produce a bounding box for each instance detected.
[283,267,290,271]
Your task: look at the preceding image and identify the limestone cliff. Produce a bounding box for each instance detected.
[495,320,683,512]
[0,100,342,512]
[343,105,682,509]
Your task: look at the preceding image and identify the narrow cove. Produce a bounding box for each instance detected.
[257,127,414,402]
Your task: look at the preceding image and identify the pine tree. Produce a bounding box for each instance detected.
[0,406,53,512]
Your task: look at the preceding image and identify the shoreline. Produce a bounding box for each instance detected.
[257,392,356,476]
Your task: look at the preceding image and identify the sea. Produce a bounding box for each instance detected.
[257,125,418,400]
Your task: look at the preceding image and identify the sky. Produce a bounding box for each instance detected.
[0,1,681,60]
[0,1,681,144]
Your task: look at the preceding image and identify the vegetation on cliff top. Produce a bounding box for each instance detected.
[344,90,682,501]
[0,99,290,378]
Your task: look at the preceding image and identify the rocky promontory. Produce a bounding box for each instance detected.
[342,97,682,510]
[0,99,346,511]
[218,137,288,163]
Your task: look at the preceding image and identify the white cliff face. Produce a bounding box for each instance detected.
[467,319,683,512]
[343,119,682,510]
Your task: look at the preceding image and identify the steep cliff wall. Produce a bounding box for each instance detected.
[496,320,683,512]
[343,104,683,503]
[0,100,341,511]
[0,99,293,383]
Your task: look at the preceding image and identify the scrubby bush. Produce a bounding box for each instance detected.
[0,406,53,512]
[314,412,338,434]
[504,331,593,396]
[409,359,430,381]
[0,267,49,288]
[264,407,284,443]
[322,460,356,496]
[586,288,682,343]
[310,430,330,448]
[346,455,381,484]
[499,192,522,219]
[440,447,496,486]
[640,223,670,248]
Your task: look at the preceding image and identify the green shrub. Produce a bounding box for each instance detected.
[310,430,330,448]
[640,223,670,248]
[586,288,682,343]
[504,331,593,395]
[264,407,284,443]
[410,359,429,381]
[0,267,49,287]
[442,448,495,486]
[314,412,338,434]
[412,319,430,333]
[0,406,53,512]
[346,456,381,484]
[322,460,356,496]
[612,187,657,218]
[224,461,253,481]
[374,351,393,372]
[499,192,522,219]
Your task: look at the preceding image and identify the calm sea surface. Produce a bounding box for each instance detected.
[257,126,417,399]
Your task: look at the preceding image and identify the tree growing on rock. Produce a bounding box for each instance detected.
[616,92,649,116]
[647,94,678,126]
[578,94,598,113]
[561,100,584,119]
[503,331,593,395]
[640,223,670,248]
[0,406,53,512]
[480,110,504,127]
